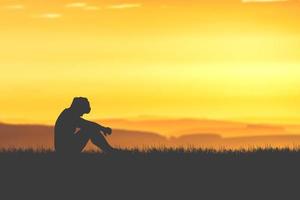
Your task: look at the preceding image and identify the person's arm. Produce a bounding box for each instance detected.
[77,118,112,136]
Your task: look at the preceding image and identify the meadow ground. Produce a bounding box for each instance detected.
[1,148,300,199]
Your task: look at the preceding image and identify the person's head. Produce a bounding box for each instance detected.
[70,97,91,116]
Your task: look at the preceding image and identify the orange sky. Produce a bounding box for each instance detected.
[1,0,300,124]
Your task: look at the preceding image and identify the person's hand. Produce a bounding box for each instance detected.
[103,127,112,136]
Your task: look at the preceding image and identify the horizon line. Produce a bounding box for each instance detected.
[2,116,300,126]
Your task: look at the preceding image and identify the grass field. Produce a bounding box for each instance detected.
[1,148,300,199]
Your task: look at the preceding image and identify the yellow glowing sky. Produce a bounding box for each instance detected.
[1,0,300,124]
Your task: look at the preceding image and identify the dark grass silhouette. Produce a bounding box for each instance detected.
[1,148,300,199]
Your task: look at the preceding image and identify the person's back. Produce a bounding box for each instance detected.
[54,97,114,153]
[54,108,79,152]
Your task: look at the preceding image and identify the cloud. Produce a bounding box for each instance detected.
[65,2,87,8]
[65,2,100,10]
[33,13,62,19]
[3,4,25,10]
[242,0,288,2]
[107,3,141,9]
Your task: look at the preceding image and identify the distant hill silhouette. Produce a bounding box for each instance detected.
[1,122,300,149]
[0,123,53,149]
[0,123,167,149]
[99,118,293,137]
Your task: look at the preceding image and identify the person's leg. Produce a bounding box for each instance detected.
[74,130,91,153]
[77,128,114,153]
[90,131,115,152]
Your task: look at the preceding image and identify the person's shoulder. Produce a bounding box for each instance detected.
[57,108,70,118]
[55,108,69,126]
[62,108,69,113]
[56,108,74,124]
[61,108,72,116]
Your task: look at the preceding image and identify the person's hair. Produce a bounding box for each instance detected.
[70,97,91,114]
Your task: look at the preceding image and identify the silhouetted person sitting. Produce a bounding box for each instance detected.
[55,97,115,153]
